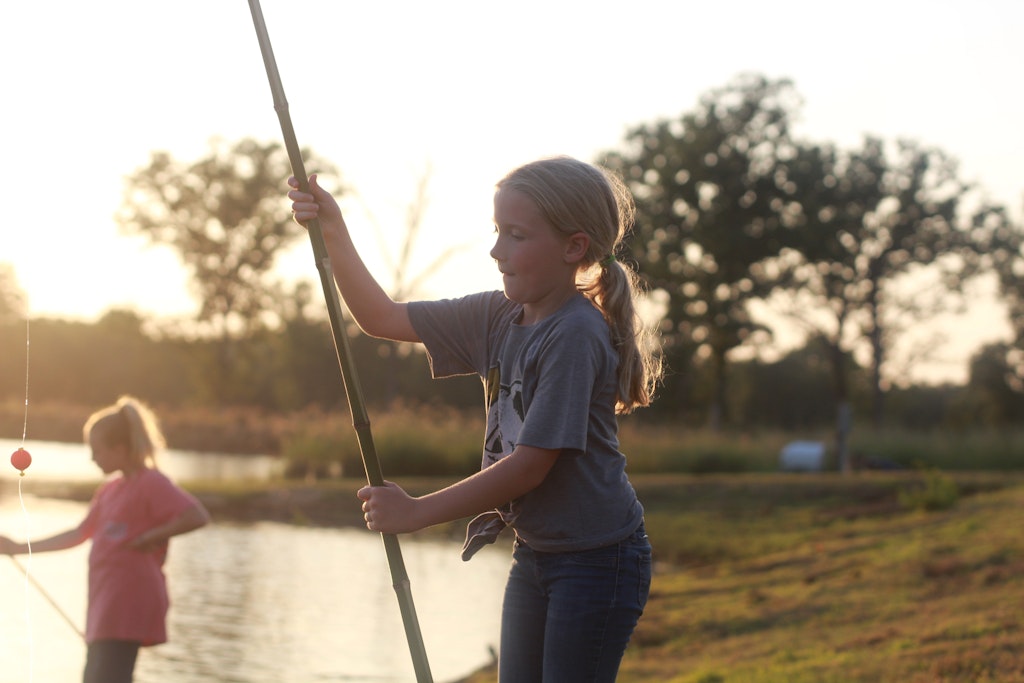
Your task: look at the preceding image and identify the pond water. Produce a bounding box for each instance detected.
[0,439,510,683]
[0,438,286,484]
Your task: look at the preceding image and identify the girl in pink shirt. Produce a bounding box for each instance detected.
[1,396,210,683]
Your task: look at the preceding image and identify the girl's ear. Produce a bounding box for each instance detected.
[564,232,590,264]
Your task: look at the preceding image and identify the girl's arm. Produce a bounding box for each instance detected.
[357,445,560,534]
[288,174,420,343]
[129,501,211,553]
[0,526,89,555]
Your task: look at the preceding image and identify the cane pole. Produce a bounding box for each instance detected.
[245,2,433,680]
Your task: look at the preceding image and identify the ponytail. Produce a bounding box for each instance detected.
[579,257,662,414]
[83,395,166,468]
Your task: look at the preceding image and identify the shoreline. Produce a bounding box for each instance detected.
[0,476,470,541]
[7,473,1024,682]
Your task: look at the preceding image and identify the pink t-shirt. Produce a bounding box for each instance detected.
[81,468,200,645]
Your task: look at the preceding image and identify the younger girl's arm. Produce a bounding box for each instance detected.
[129,501,211,553]
[0,525,89,555]
[357,445,560,534]
[288,174,420,343]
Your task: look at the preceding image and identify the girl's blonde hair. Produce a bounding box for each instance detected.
[497,156,663,413]
[83,395,166,468]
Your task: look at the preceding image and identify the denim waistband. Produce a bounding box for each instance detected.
[515,519,647,551]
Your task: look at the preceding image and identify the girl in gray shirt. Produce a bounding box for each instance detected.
[288,155,662,682]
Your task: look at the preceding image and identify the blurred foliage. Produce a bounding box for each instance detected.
[0,264,26,323]
[0,75,1022,466]
[898,467,960,511]
[116,137,339,338]
[601,73,1022,448]
[278,402,482,481]
[2,309,1024,467]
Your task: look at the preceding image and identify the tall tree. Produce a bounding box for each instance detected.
[603,74,803,429]
[117,137,338,404]
[776,136,1012,448]
[117,137,338,338]
[991,204,1024,393]
[0,265,28,414]
[760,140,873,469]
[960,342,1024,426]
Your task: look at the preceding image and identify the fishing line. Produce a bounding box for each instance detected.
[22,316,29,445]
[10,315,37,681]
[15,483,35,683]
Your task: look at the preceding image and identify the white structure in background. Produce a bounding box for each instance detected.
[779,440,826,472]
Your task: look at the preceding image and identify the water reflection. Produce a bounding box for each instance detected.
[0,441,509,683]
[0,438,283,485]
[144,524,508,683]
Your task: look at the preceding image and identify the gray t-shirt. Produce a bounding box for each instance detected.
[408,291,644,553]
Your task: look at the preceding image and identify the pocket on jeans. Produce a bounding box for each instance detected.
[564,544,620,569]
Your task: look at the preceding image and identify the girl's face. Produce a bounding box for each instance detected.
[89,433,135,476]
[490,188,587,325]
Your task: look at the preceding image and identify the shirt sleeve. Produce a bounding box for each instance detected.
[140,470,202,522]
[408,291,516,378]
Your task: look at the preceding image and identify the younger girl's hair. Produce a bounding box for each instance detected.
[497,156,663,413]
[83,395,167,468]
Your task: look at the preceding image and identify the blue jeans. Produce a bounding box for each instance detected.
[499,522,652,682]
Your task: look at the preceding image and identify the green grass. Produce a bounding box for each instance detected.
[456,471,1024,683]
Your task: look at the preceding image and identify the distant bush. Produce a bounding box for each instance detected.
[279,402,481,480]
[848,428,1024,471]
[280,426,349,480]
[898,468,960,511]
[268,412,1024,480]
[617,420,800,474]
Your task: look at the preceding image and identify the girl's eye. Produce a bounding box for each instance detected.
[493,226,524,241]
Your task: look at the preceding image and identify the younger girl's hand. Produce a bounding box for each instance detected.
[0,535,18,555]
[357,481,421,534]
[128,529,162,554]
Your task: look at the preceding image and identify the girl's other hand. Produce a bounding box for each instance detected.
[357,481,420,534]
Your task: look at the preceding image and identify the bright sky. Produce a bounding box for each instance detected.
[1,0,1020,384]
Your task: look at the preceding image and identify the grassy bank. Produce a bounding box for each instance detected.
[7,400,1024,681]
[456,471,1024,683]
[10,470,1023,682]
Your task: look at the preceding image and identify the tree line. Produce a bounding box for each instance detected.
[1,74,1022,450]
[0,311,1018,436]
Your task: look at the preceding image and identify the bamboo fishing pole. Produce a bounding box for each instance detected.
[245,2,433,681]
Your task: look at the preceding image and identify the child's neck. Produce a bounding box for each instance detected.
[120,463,145,478]
[520,290,578,326]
